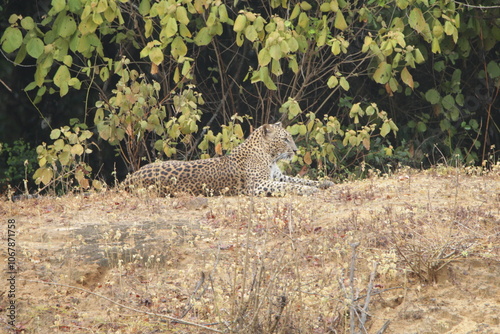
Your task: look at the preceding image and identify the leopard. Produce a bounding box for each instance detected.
[123,122,334,196]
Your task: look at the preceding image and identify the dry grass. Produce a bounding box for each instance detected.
[1,166,499,333]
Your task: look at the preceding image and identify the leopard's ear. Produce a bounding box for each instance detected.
[274,121,282,127]
[263,124,276,139]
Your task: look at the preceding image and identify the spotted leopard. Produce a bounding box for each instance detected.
[123,122,333,196]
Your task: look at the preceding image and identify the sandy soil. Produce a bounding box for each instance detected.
[1,167,499,333]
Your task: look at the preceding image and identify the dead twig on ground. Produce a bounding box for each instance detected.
[19,279,224,333]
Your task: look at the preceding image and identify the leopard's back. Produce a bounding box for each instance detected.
[124,157,245,196]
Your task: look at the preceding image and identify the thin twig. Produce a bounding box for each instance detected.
[0,79,13,92]
[376,320,391,334]
[349,242,360,334]
[359,261,379,330]
[19,279,223,333]
[452,1,500,9]
[176,271,206,320]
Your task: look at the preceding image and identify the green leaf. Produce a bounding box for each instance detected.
[449,107,460,121]
[425,89,440,104]
[289,57,298,73]
[92,12,103,25]
[68,77,81,89]
[25,81,37,92]
[71,143,84,156]
[487,61,500,78]
[300,1,312,11]
[439,119,451,131]
[389,119,399,133]
[173,66,180,83]
[171,36,187,59]
[52,0,66,14]
[432,21,443,39]
[288,101,302,119]
[194,27,212,46]
[99,67,109,81]
[400,67,414,89]
[287,37,299,52]
[34,167,54,185]
[270,44,281,60]
[149,47,164,65]
[315,132,325,144]
[58,15,77,37]
[233,14,247,33]
[63,54,73,66]
[258,48,271,66]
[366,104,376,115]
[179,23,191,38]
[349,103,362,117]
[444,21,455,36]
[54,139,65,151]
[1,27,23,53]
[373,62,392,84]
[13,43,27,64]
[431,37,441,53]
[441,94,455,110]
[139,0,151,15]
[409,8,431,42]
[469,119,479,130]
[176,6,190,25]
[181,60,191,76]
[164,16,178,38]
[139,46,149,59]
[331,40,341,55]
[339,77,350,91]
[53,65,70,88]
[50,129,61,139]
[320,2,331,12]
[218,5,229,23]
[380,122,391,137]
[334,11,348,31]
[298,12,309,28]
[34,65,48,87]
[327,75,338,88]
[79,16,98,35]
[8,14,20,25]
[260,67,277,90]
[299,124,307,135]
[317,28,327,47]
[26,38,44,58]
[396,0,409,10]
[290,5,301,20]
[68,0,83,13]
[244,25,258,41]
[21,17,35,30]
[417,121,427,132]
[414,48,425,63]
[433,60,445,72]
[59,82,69,96]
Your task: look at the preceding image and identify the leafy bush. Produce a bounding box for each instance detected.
[94,62,205,171]
[0,139,37,193]
[1,0,499,188]
[33,120,103,194]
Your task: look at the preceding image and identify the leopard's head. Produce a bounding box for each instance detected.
[261,122,298,162]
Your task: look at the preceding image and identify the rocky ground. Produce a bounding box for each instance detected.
[1,167,499,333]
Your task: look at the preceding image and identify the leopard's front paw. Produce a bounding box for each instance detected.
[318,180,335,189]
[301,186,319,195]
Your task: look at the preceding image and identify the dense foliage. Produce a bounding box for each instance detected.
[0,0,499,193]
